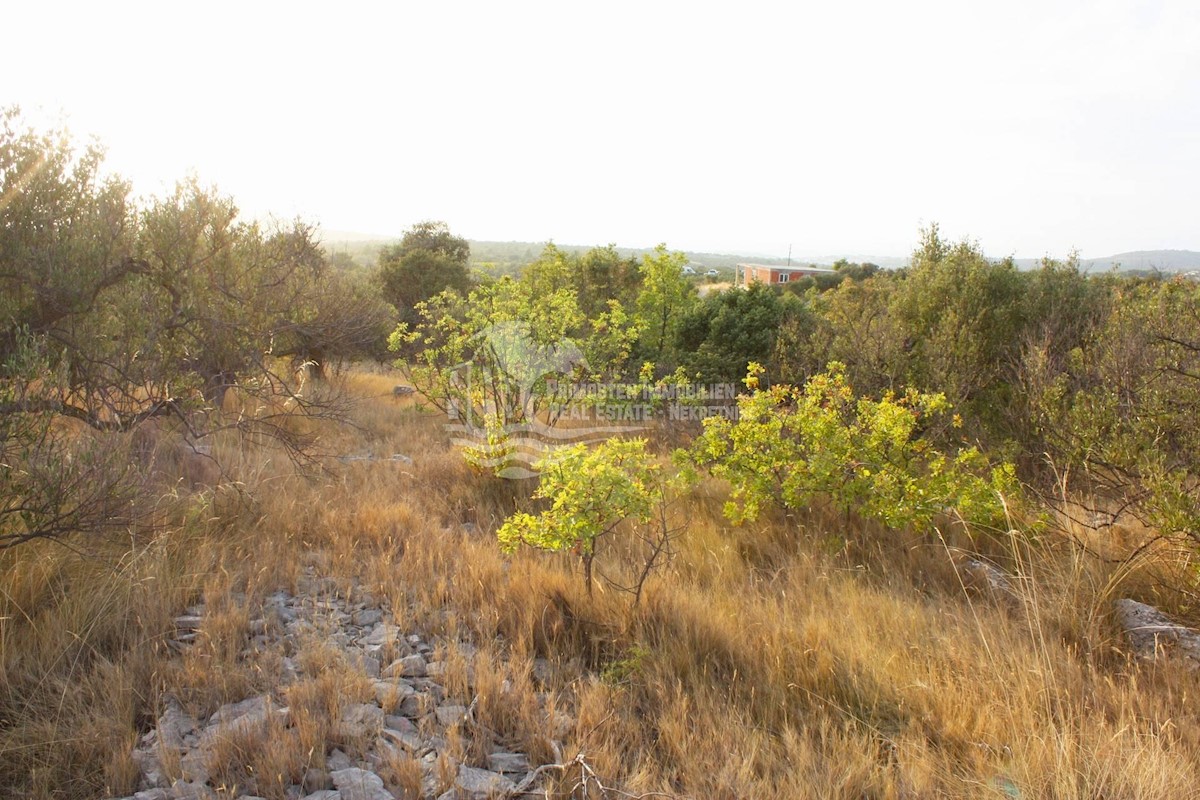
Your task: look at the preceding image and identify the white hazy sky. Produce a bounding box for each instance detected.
[6,0,1199,259]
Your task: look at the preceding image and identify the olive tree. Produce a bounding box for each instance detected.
[0,109,378,547]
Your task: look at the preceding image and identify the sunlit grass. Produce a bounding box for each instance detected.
[2,366,1199,798]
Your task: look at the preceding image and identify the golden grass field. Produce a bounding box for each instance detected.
[3,368,1199,799]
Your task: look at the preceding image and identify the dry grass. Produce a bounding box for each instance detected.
[3,366,1200,798]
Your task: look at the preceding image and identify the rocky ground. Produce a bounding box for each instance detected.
[114,566,570,800]
[111,546,1200,800]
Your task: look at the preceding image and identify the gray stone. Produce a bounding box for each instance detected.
[454,765,516,799]
[1114,598,1200,666]
[330,767,393,800]
[288,619,315,637]
[178,748,210,785]
[531,658,554,686]
[550,711,573,738]
[353,608,383,627]
[410,679,445,703]
[168,779,212,799]
[132,746,168,788]
[365,623,400,647]
[132,581,562,800]
[381,727,426,753]
[386,654,427,678]
[395,694,425,718]
[132,790,172,800]
[303,766,332,792]
[337,703,384,740]
[281,656,301,681]
[346,650,381,679]
[434,705,468,727]
[487,751,531,774]
[327,748,354,771]
[961,559,1019,602]
[373,679,415,707]
[208,695,275,728]
[384,714,417,733]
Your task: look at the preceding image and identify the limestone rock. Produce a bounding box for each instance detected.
[131,790,172,800]
[453,765,516,799]
[373,679,415,708]
[346,650,381,679]
[531,658,554,687]
[327,749,355,771]
[365,623,401,647]
[1114,598,1200,667]
[386,654,427,678]
[208,695,276,729]
[381,727,426,754]
[434,705,468,727]
[129,570,561,800]
[330,767,393,800]
[487,751,531,774]
[961,559,1019,603]
[337,703,384,740]
[384,714,417,733]
[168,779,213,799]
[352,608,383,627]
[303,766,332,792]
[395,694,425,718]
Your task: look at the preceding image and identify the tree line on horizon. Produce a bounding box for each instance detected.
[5,106,1200,567]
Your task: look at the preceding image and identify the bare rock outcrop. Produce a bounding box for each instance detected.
[112,567,567,800]
[1114,598,1200,668]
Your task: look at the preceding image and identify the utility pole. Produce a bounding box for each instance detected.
[787,244,792,267]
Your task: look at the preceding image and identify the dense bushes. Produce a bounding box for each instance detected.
[396,217,1200,558]
[685,363,1017,530]
[0,109,392,548]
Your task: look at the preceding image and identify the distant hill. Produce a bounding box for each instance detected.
[469,240,808,273]
[1009,250,1200,273]
[318,230,899,273]
[317,228,1200,277]
[1079,250,1200,273]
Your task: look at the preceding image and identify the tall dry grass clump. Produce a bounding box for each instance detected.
[3,367,1200,797]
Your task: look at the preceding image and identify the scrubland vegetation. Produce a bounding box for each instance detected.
[5,108,1200,798]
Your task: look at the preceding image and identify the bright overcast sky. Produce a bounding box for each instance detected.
[6,0,1199,259]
